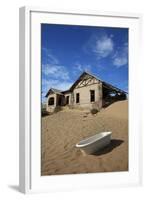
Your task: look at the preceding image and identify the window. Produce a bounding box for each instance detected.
[76,93,80,103]
[109,92,116,97]
[66,96,69,105]
[90,90,95,102]
[48,97,54,105]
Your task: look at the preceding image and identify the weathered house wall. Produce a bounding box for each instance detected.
[46,79,103,112]
[64,93,71,105]
[72,80,102,110]
[45,72,126,112]
[46,93,56,112]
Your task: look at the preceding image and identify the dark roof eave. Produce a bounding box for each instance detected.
[45,91,50,97]
[62,90,71,94]
[102,82,128,94]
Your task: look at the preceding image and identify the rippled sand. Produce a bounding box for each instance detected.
[41,100,128,176]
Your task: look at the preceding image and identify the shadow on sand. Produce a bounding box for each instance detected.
[92,139,124,156]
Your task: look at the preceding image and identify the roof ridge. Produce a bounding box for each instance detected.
[45,71,127,97]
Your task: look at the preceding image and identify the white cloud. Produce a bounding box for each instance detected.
[75,63,83,72]
[57,81,73,91]
[74,62,91,73]
[41,48,73,102]
[93,35,114,58]
[42,47,58,64]
[42,47,70,80]
[83,32,128,69]
[113,57,127,67]
[42,79,59,87]
[42,78,72,98]
[113,43,128,67]
[42,64,69,80]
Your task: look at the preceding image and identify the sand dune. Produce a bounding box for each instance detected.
[41,100,128,175]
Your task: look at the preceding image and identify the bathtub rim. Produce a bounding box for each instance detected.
[75,131,112,148]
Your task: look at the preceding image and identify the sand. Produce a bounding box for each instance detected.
[41,100,128,176]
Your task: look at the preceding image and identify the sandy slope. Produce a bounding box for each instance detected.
[41,100,128,175]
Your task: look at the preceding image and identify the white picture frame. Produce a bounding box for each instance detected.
[19,6,142,194]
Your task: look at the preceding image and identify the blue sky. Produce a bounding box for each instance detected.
[41,24,128,103]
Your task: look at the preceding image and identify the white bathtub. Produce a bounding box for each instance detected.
[76,132,112,154]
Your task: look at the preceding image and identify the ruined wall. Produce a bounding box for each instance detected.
[46,93,57,112]
[64,93,71,105]
[72,81,102,110]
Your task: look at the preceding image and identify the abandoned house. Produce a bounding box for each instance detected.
[45,71,127,112]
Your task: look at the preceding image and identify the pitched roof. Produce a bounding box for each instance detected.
[45,71,127,97]
[102,81,127,94]
[45,88,63,97]
[69,71,127,94]
[69,71,100,91]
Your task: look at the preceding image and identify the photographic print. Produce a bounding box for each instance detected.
[41,24,128,176]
